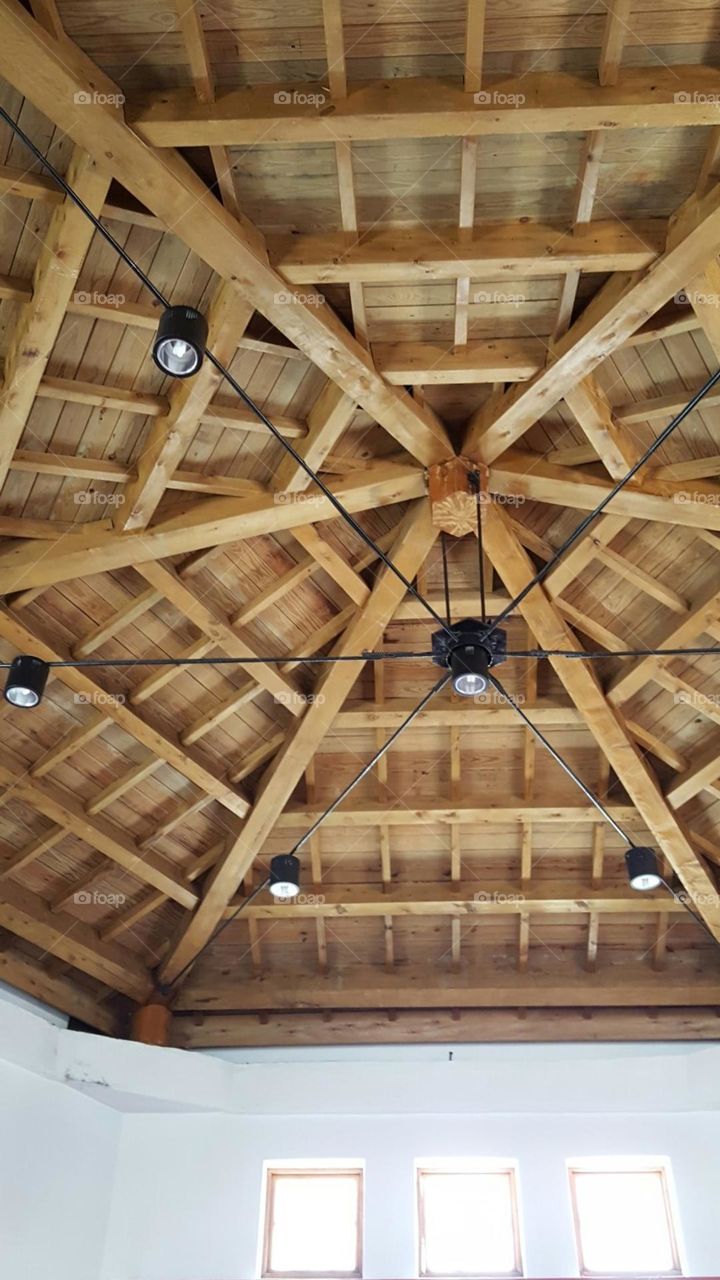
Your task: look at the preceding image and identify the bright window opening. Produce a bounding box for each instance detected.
[417,1164,523,1277]
[262,1167,363,1278]
[568,1162,682,1276]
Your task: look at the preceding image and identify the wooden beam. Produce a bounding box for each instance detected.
[332,697,583,730]
[274,219,665,285]
[229,881,682,920]
[0,756,197,908]
[465,178,720,461]
[481,503,720,935]
[171,1007,720,1047]
[273,379,356,494]
[563,375,641,479]
[174,958,720,1011]
[374,339,545,384]
[271,802,636,830]
[0,464,426,594]
[0,4,451,468]
[489,452,720,531]
[0,946,120,1033]
[0,147,110,490]
[158,501,439,984]
[0,607,250,819]
[607,577,720,705]
[0,879,151,1001]
[130,67,720,146]
[598,0,632,87]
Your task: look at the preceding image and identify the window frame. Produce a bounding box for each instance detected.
[568,1163,683,1278]
[416,1163,524,1279]
[261,1166,364,1280]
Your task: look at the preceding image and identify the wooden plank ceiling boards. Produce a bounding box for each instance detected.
[0,0,718,1046]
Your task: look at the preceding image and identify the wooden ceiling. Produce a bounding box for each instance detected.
[0,0,719,1047]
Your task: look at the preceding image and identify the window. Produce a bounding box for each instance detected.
[417,1163,523,1278]
[568,1161,682,1276]
[262,1166,363,1278]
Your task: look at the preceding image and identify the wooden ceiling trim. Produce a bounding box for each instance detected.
[563,374,642,479]
[130,67,720,147]
[0,1,453,469]
[158,500,439,985]
[0,146,111,492]
[481,503,720,936]
[170,1008,720,1049]
[271,802,637,829]
[598,0,632,87]
[174,961,720,1012]
[0,943,120,1032]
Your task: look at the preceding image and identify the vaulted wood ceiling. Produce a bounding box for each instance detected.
[0,0,718,1047]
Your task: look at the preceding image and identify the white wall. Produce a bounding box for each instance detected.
[1,991,720,1280]
[0,1004,120,1280]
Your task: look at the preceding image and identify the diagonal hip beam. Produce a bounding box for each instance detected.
[481,502,720,938]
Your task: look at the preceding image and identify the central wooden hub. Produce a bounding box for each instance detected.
[428,457,488,537]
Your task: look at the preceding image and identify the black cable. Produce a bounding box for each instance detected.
[440,531,452,627]
[29,650,436,672]
[488,673,632,844]
[481,364,720,644]
[468,470,488,625]
[0,103,455,644]
[160,874,271,996]
[288,672,452,854]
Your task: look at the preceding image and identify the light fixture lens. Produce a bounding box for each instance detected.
[269,854,301,900]
[4,655,49,708]
[625,846,662,892]
[152,306,208,378]
[450,644,491,698]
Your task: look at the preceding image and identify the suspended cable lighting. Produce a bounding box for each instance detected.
[4,655,49,708]
[2,104,720,969]
[269,854,301,900]
[625,846,662,891]
[152,306,208,378]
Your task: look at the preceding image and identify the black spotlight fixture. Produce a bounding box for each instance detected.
[625,845,662,892]
[4,655,49,708]
[432,618,507,697]
[269,854,301,900]
[152,305,208,378]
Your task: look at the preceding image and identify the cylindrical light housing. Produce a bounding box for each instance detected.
[450,643,491,697]
[4,655,49,708]
[269,854,301,900]
[152,305,208,378]
[625,845,661,891]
